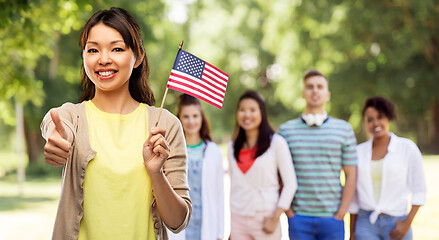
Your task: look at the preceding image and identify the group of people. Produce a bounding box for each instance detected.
[41,7,426,240]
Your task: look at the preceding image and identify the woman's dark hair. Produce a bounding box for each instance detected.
[177,94,212,143]
[233,90,274,161]
[79,7,155,105]
[362,96,397,121]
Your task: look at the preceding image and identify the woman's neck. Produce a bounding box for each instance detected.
[185,133,202,146]
[372,133,391,148]
[244,129,259,149]
[92,88,139,114]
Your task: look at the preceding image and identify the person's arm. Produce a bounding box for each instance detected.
[277,131,296,219]
[350,213,357,240]
[263,135,297,233]
[336,125,358,220]
[285,207,295,218]
[348,186,360,239]
[389,205,420,240]
[143,127,188,230]
[334,165,357,220]
[389,141,425,239]
[41,109,74,166]
[263,207,286,233]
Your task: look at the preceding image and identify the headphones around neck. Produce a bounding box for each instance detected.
[302,112,328,127]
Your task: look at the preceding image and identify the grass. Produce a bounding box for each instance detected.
[0,175,61,240]
[0,156,438,240]
[410,156,439,239]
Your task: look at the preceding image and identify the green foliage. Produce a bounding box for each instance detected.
[183,0,439,149]
[25,159,63,177]
[0,150,21,178]
[325,0,439,146]
[1,0,438,167]
[0,0,93,125]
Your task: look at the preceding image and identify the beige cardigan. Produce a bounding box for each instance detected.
[41,102,191,240]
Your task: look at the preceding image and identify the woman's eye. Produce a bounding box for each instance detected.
[87,49,98,53]
[113,48,124,52]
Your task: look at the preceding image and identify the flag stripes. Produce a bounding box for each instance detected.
[166,84,223,108]
[166,50,229,109]
[167,77,223,103]
[169,71,225,97]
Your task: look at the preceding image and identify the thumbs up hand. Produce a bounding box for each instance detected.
[43,110,72,166]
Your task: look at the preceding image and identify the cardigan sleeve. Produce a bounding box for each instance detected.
[40,102,78,145]
[154,108,192,233]
[274,134,297,210]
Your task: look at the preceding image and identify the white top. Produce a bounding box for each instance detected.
[168,141,225,240]
[349,133,427,224]
[228,134,297,216]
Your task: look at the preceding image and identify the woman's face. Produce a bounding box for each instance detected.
[364,107,390,139]
[179,105,203,136]
[83,23,140,95]
[237,98,262,133]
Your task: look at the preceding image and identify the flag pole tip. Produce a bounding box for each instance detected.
[179,40,184,50]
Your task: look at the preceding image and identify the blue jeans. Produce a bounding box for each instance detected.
[355,209,412,240]
[288,214,345,240]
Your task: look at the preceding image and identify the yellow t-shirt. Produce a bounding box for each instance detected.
[370,158,384,204]
[78,101,156,240]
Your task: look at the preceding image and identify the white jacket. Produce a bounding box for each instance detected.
[228,134,297,216]
[349,133,426,224]
[168,141,225,240]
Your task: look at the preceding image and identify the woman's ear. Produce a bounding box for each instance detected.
[134,52,144,68]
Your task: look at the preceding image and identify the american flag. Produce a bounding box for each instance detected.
[167,50,229,109]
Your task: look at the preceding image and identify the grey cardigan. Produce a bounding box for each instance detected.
[41,102,191,240]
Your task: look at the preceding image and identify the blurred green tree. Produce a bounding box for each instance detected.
[1,0,438,170]
[294,0,439,151]
[0,0,91,162]
[185,0,439,152]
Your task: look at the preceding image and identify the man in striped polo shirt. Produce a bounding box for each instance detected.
[278,70,357,240]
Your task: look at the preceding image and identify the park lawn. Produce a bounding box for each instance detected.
[0,175,61,240]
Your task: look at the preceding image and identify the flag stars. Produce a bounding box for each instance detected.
[174,51,205,78]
